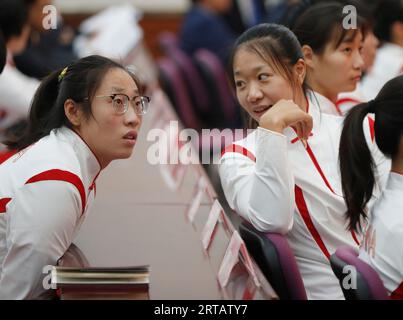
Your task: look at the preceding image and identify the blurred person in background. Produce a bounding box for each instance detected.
[335,0,381,115]
[361,0,403,100]
[179,0,237,65]
[0,0,39,140]
[14,0,78,80]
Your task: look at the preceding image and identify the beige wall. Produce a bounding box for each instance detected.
[54,0,189,14]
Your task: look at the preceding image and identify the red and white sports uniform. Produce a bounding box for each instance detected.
[311,91,343,116]
[359,172,403,300]
[361,43,403,100]
[336,83,367,116]
[0,126,101,299]
[219,91,390,299]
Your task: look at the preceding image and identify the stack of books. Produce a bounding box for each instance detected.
[51,265,150,300]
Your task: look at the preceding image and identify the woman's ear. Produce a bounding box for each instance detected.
[293,58,306,85]
[64,99,83,127]
[391,21,403,44]
[399,134,403,158]
[302,45,315,69]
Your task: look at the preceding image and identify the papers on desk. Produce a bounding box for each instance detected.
[51,265,150,300]
[73,5,143,59]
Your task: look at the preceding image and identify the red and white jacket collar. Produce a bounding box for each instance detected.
[56,126,102,189]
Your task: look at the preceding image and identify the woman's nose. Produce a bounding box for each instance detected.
[247,83,263,103]
[353,50,365,70]
[124,104,141,127]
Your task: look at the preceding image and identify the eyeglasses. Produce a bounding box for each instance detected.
[93,94,150,115]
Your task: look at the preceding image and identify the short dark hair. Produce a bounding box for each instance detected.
[0,0,29,42]
[284,0,376,28]
[4,55,143,150]
[292,2,368,55]
[373,0,403,42]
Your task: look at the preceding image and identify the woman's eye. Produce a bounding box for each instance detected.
[258,73,270,81]
[114,97,124,105]
[343,47,352,53]
[235,80,245,88]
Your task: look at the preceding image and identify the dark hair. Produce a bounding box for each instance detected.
[230,23,306,129]
[0,30,6,73]
[284,0,376,29]
[0,0,29,42]
[373,0,403,43]
[4,55,142,150]
[292,2,368,55]
[339,74,403,232]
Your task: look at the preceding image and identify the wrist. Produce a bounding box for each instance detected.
[259,118,284,133]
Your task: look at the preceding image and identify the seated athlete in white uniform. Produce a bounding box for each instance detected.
[219,23,390,300]
[0,55,149,299]
[292,2,366,117]
[339,75,403,300]
[336,1,380,115]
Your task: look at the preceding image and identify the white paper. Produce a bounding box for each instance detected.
[217,231,243,287]
[187,176,207,222]
[200,199,221,249]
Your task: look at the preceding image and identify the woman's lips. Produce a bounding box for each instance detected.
[123,131,138,146]
[253,105,272,116]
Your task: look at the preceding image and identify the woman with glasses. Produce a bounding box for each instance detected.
[0,55,150,299]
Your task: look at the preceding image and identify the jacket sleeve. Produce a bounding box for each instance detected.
[0,180,82,299]
[0,65,39,129]
[219,127,295,234]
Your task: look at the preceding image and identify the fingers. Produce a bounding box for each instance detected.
[293,122,304,140]
[291,116,312,149]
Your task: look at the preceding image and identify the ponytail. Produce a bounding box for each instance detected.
[339,102,375,232]
[340,75,403,232]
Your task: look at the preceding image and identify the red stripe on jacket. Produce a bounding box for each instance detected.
[25,169,86,214]
[336,97,361,112]
[305,144,336,194]
[221,144,256,162]
[391,282,403,300]
[295,185,331,259]
[304,142,359,245]
[368,116,375,142]
[0,198,12,214]
[0,150,17,164]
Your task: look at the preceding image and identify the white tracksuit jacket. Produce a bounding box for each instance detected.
[336,83,367,116]
[361,43,403,100]
[0,126,101,299]
[359,172,403,300]
[0,55,39,132]
[219,92,390,299]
